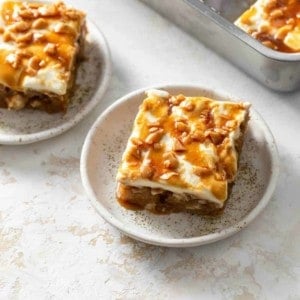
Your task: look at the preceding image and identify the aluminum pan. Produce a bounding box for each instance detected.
[140,0,300,92]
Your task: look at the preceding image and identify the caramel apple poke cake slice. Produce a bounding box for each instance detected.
[235,0,300,53]
[0,0,86,113]
[116,90,251,216]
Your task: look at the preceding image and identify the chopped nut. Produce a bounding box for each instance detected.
[163,151,178,169]
[169,94,185,105]
[160,172,178,180]
[275,25,292,40]
[286,18,295,25]
[181,100,195,112]
[64,9,80,20]
[148,121,161,127]
[53,23,75,35]
[39,60,46,68]
[140,160,154,179]
[153,143,162,150]
[191,130,205,142]
[26,66,37,76]
[3,31,15,42]
[10,21,30,32]
[18,8,38,19]
[206,130,224,145]
[193,166,212,177]
[145,128,164,144]
[16,31,33,44]
[149,126,159,133]
[33,32,46,42]
[214,128,227,135]
[32,18,48,29]
[262,40,276,49]
[270,8,284,18]
[131,137,143,146]
[6,94,27,110]
[172,138,186,152]
[5,53,21,69]
[38,5,58,17]
[175,121,189,133]
[180,133,192,145]
[28,56,41,70]
[44,43,57,56]
[129,145,141,160]
[16,49,32,58]
[176,94,185,101]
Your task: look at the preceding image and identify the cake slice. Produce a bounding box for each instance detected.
[116,90,250,215]
[0,0,86,113]
[235,0,300,53]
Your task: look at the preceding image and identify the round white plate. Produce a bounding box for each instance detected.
[80,85,279,247]
[0,20,111,145]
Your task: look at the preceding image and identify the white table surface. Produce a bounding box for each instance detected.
[1,1,299,299]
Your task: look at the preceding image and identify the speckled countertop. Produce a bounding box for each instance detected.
[0,0,299,299]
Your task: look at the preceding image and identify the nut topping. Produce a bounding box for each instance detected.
[3,31,15,42]
[10,21,30,32]
[205,130,225,145]
[193,166,212,177]
[16,31,33,44]
[18,8,39,19]
[172,138,186,152]
[129,145,141,160]
[160,172,178,180]
[153,143,162,150]
[191,130,205,142]
[140,160,154,179]
[145,128,164,145]
[28,56,41,70]
[181,100,195,112]
[32,18,48,29]
[175,121,189,133]
[5,53,21,69]
[131,137,143,146]
[44,43,57,56]
[54,23,75,35]
[163,152,178,169]
[149,126,160,133]
[148,121,161,127]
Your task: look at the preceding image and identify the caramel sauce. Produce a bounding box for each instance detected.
[0,1,83,90]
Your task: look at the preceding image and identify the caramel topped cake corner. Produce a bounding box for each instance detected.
[235,0,300,53]
[116,89,251,215]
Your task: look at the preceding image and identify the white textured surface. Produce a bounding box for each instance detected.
[0,0,299,299]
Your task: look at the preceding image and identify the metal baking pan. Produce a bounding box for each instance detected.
[139,0,300,92]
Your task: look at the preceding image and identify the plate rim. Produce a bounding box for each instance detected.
[0,19,112,145]
[80,84,280,247]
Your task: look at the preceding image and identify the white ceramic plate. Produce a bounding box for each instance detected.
[80,85,279,247]
[0,20,111,145]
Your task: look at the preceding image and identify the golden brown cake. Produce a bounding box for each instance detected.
[116,90,250,215]
[235,0,300,53]
[0,0,86,113]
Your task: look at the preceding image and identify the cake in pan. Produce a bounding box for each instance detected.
[235,0,300,53]
[116,90,250,216]
[0,0,86,113]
